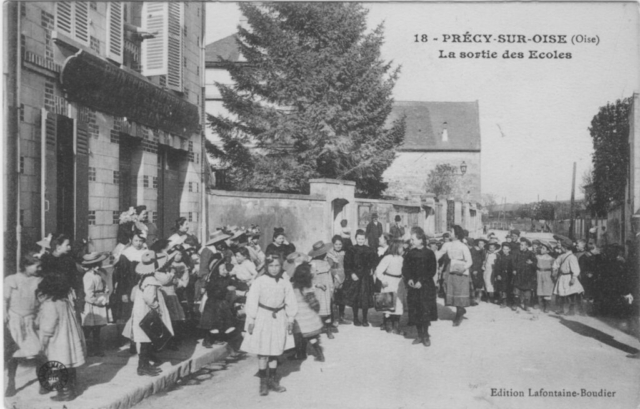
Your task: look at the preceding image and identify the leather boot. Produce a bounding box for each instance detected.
[259,377,269,396]
[325,323,335,339]
[379,316,388,331]
[51,369,77,402]
[312,341,325,362]
[391,320,401,335]
[267,368,286,393]
[137,344,161,376]
[412,326,423,345]
[288,334,307,360]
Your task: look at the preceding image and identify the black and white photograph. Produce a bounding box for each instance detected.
[2,1,640,408]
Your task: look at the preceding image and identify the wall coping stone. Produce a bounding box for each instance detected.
[208,189,324,202]
[309,178,356,186]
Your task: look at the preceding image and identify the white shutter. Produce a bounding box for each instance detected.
[166,2,183,91]
[56,2,73,37]
[142,2,168,76]
[74,2,89,45]
[106,2,123,63]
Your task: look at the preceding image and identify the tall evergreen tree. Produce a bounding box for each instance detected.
[208,3,405,197]
[588,98,631,217]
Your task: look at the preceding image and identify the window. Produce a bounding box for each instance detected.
[44,80,54,111]
[19,104,24,122]
[88,210,96,225]
[88,167,96,181]
[183,26,187,37]
[113,211,119,224]
[196,153,199,164]
[153,176,158,189]
[113,170,120,185]
[153,211,158,223]
[141,2,183,91]
[110,129,120,144]
[188,212,193,222]
[188,182,192,192]
[184,56,187,68]
[55,2,89,45]
[19,157,24,174]
[90,36,100,54]
[143,175,149,188]
[20,210,25,226]
[106,2,124,63]
[188,140,193,152]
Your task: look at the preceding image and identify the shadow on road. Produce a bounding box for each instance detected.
[437,303,457,321]
[552,315,640,355]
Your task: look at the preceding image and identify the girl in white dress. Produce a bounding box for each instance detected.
[241,254,298,396]
[374,239,405,334]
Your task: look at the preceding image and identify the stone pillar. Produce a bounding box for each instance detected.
[309,179,356,242]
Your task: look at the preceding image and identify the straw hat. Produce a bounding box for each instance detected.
[308,241,332,258]
[135,250,168,275]
[206,230,231,246]
[81,252,108,266]
[553,234,573,248]
[286,251,311,264]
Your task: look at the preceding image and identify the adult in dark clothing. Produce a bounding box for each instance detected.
[390,215,405,240]
[579,240,602,311]
[342,229,377,326]
[402,227,438,347]
[365,213,384,249]
[508,230,521,256]
[512,238,538,312]
[265,227,296,261]
[469,238,486,304]
[494,243,515,307]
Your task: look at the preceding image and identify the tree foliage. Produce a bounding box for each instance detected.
[207,3,405,197]
[588,98,631,217]
[425,163,459,198]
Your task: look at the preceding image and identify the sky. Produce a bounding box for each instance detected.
[205,2,639,203]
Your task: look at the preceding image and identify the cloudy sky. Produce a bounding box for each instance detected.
[206,2,639,203]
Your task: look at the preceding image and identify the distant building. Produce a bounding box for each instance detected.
[382,101,482,203]
[4,2,206,269]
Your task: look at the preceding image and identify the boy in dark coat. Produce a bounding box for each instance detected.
[512,238,538,312]
[365,213,384,249]
[494,243,515,308]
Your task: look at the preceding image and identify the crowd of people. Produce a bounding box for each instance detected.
[3,208,639,400]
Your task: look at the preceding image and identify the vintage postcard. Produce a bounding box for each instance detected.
[2,1,639,409]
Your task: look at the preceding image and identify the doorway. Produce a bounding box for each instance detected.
[332,198,349,236]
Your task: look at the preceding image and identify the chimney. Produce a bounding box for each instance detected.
[442,122,449,142]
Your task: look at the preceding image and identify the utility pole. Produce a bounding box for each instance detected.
[569,162,577,240]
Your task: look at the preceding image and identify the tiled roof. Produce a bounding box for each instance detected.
[389,101,481,151]
[205,34,241,63]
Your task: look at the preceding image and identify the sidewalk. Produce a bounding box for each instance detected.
[4,333,233,409]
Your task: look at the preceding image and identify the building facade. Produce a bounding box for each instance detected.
[4,2,206,270]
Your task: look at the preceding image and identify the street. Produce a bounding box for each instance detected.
[134,300,640,409]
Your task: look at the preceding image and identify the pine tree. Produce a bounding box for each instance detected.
[208,3,405,197]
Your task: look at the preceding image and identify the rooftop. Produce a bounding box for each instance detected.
[205,34,242,64]
[389,101,481,151]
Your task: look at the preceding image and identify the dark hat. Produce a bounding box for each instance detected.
[488,241,500,249]
[395,215,401,222]
[466,238,476,247]
[340,219,348,227]
[206,230,231,246]
[538,241,552,251]
[475,237,488,245]
[81,252,108,266]
[520,237,532,246]
[510,229,521,236]
[371,213,378,219]
[501,242,511,248]
[308,241,332,258]
[553,234,573,248]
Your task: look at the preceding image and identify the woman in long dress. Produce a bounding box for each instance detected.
[444,225,473,326]
[342,229,377,326]
[402,227,438,346]
[241,255,298,396]
[375,239,405,334]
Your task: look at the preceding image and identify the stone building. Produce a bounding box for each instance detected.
[4,2,206,269]
[382,101,482,203]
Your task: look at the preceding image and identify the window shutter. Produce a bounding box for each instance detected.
[106,2,123,63]
[75,119,89,241]
[142,2,168,76]
[56,2,73,37]
[41,109,58,237]
[74,2,89,45]
[166,2,183,91]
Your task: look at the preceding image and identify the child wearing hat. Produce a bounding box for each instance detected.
[125,250,174,376]
[309,241,335,339]
[289,263,325,362]
[80,252,110,357]
[552,235,585,315]
[37,270,87,401]
[365,213,383,249]
[511,238,538,312]
[4,251,46,397]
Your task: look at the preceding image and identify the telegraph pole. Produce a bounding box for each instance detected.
[569,162,577,240]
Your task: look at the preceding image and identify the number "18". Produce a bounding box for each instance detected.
[414,34,428,42]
